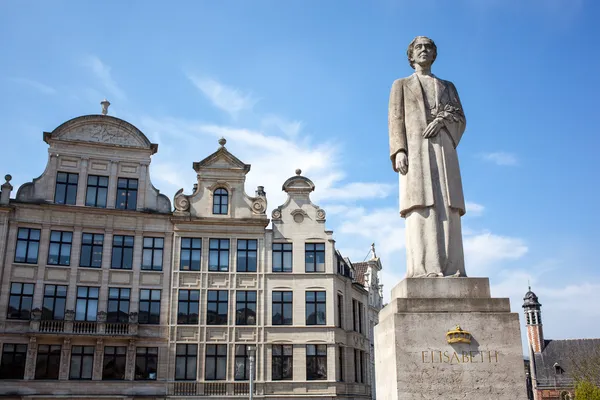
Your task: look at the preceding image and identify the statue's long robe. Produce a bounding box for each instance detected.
[388,73,467,277]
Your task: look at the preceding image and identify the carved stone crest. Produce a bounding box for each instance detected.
[128,312,139,324]
[96,311,107,322]
[64,309,75,321]
[316,209,326,221]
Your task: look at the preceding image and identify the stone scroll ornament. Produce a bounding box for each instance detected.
[388,36,467,278]
[173,188,190,212]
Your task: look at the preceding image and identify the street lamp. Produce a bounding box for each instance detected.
[247,345,256,400]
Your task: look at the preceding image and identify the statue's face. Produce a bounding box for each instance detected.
[411,37,436,67]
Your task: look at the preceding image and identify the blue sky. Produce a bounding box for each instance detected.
[1,0,599,349]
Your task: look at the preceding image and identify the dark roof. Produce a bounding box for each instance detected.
[533,338,600,387]
[523,289,541,308]
[352,262,369,286]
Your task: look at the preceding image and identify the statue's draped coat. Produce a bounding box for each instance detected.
[389,74,466,217]
[389,73,467,277]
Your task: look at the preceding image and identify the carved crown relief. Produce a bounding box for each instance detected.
[61,124,145,147]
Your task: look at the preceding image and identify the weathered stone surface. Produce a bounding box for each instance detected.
[375,278,528,400]
[391,277,491,299]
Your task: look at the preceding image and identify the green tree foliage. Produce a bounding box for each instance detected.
[574,380,600,400]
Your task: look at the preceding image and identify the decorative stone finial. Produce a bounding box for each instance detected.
[100,99,110,115]
[218,137,227,147]
[4,175,11,183]
[295,169,302,176]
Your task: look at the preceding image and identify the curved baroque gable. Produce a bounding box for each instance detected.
[45,115,157,153]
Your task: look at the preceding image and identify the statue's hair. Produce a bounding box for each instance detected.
[407,36,437,69]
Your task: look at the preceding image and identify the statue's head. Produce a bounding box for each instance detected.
[407,36,437,69]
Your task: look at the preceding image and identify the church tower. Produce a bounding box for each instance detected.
[523,287,544,353]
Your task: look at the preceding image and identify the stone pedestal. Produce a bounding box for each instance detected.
[374,278,528,400]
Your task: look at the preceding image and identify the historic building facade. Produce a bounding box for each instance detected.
[524,288,600,400]
[0,108,383,399]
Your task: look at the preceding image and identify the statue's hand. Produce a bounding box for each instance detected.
[422,118,443,138]
[395,152,408,175]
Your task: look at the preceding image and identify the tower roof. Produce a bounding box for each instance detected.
[523,287,541,308]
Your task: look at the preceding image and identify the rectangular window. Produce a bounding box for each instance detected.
[35,344,61,380]
[207,290,228,325]
[234,345,255,381]
[236,291,257,325]
[15,227,40,264]
[42,284,67,320]
[54,172,78,205]
[337,294,343,329]
[354,349,365,383]
[47,231,73,265]
[142,237,163,271]
[180,238,201,271]
[272,291,292,325]
[306,344,327,380]
[103,346,126,380]
[69,346,94,380]
[116,178,138,210]
[111,235,134,269]
[8,282,34,320]
[306,291,326,325]
[272,344,293,380]
[175,344,197,380]
[237,239,257,272]
[272,243,292,272]
[107,287,130,323]
[139,289,161,324]
[360,351,365,383]
[305,243,325,272]
[80,233,104,268]
[85,175,108,207]
[0,344,27,379]
[212,188,228,215]
[209,239,229,271]
[177,290,199,324]
[204,344,226,380]
[353,299,358,332]
[358,303,364,334]
[75,286,99,321]
[338,346,344,382]
[135,347,158,380]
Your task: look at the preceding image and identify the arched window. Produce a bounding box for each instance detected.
[213,188,229,215]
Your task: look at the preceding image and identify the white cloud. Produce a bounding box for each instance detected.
[319,182,395,202]
[261,115,303,138]
[82,55,126,101]
[187,74,257,118]
[9,77,56,95]
[478,152,518,166]
[465,201,484,217]
[464,231,528,276]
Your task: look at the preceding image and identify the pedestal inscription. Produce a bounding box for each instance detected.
[374,278,528,400]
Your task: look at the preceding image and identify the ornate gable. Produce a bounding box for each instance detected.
[193,143,251,174]
[44,115,157,153]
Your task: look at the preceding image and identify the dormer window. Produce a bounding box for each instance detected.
[554,362,563,375]
[213,188,228,215]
